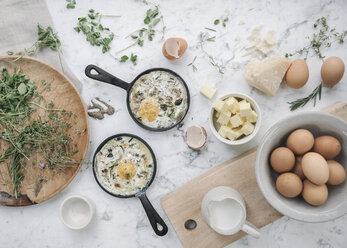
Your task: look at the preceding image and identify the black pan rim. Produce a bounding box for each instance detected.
[126,67,191,132]
[92,133,157,199]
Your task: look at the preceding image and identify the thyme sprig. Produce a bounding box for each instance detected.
[199,33,226,74]
[285,17,347,59]
[288,83,322,111]
[74,9,120,53]
[7,24,61,58]
[114,3,166,64]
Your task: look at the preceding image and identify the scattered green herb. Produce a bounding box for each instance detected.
[288,83,322,111]
[213,11,230,27]
[113,2,166,65]
[34,175,47,197]
[205,27,216,32]
[285,17,347,59]
[74,9,120,53]
[0,67,81,198]
[187,56,198,72]
[199,33,226,74]
[7,24,61,58]
[66,0,76,9]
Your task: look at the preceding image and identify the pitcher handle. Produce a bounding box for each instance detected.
[242,221,261,238]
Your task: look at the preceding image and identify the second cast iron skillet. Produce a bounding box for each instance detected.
[85,65,190,131]
[93,133,168,236]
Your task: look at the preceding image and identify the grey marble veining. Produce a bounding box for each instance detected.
[1,0,347,247]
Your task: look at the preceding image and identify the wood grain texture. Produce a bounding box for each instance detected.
[161,102,347,248]
[0,56,89,206]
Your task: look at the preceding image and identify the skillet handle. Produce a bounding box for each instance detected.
[138,193,168,236]
[85,64,130,91]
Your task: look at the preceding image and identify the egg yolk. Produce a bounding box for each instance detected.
[138,100,159,122]
[117,162,136,180]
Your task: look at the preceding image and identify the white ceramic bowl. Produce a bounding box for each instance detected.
[60,195,94,229]
[255,112,347,222]
[209,93,261,145]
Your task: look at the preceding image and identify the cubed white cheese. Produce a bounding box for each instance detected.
[226,128,243,141]
[217,112,231,126]
[213,99,225,112]
[239,101,252,117]
[230,114,243,128]
[247,110,258,123]
[225,97,238,109]
[241,122,254,135]
[218,126,232,138]
[200,85,216,99]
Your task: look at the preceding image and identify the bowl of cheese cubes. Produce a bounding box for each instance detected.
[210,93,261,145]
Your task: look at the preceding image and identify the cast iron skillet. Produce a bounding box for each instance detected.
[92,133,168,236]
[85,65,190,131]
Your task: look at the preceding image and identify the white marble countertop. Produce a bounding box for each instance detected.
[1,0,347,247]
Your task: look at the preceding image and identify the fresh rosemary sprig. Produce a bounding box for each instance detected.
[285,17,347,59]
[288,83,322,111]
[7,24,61,58]
[66,0,76,9]
[187,56,198,72]
[0,67,81,198]
[74,9,120,53]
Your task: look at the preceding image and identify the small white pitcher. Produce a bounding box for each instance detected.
[201,186,260,238]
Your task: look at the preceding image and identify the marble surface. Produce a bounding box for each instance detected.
[1,0,347,247]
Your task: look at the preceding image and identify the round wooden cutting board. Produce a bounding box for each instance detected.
[0,56,89,206]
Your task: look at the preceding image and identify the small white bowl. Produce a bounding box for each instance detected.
[209,93,261,145]
[60,195,94,229]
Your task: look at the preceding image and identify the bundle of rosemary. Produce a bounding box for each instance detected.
[0,67,80,198]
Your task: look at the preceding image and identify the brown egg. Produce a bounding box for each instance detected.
[162,38,188,60]
[327,160,346,185]
[313,136,341,159]
[286,129,314,155]
[276,173,303,198]
[270,147,295,173]
[302,179,328,206]
[302,152,329,185]
[285,59,309,89]
[292,156,305,180]
[321,56,345,87]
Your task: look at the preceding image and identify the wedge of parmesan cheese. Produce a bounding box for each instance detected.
[244,57,291,96]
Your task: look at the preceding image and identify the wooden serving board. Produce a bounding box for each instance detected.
[161,102,347,248]
[0,56,89,206]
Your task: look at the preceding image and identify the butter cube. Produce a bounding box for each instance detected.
[200,85,216,99]
[218,126,232,138]
[247,110,258,123]
[213,99,225,112]
[241,122,254,135]
[239,101,252,117]
[217,112,231,125]
[230,114,243,128]
[225,97,237,109]
[226,128,243,141]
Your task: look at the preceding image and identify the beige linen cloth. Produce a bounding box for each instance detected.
[0,0,82,91]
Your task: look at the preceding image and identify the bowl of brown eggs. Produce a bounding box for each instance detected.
[255,112,347,222]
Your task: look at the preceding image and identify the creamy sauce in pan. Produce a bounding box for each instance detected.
[95,136,154,196]
[129,70,188,129]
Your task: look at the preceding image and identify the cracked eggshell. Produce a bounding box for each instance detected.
[162,38,188,60]
[185,125,207,150]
